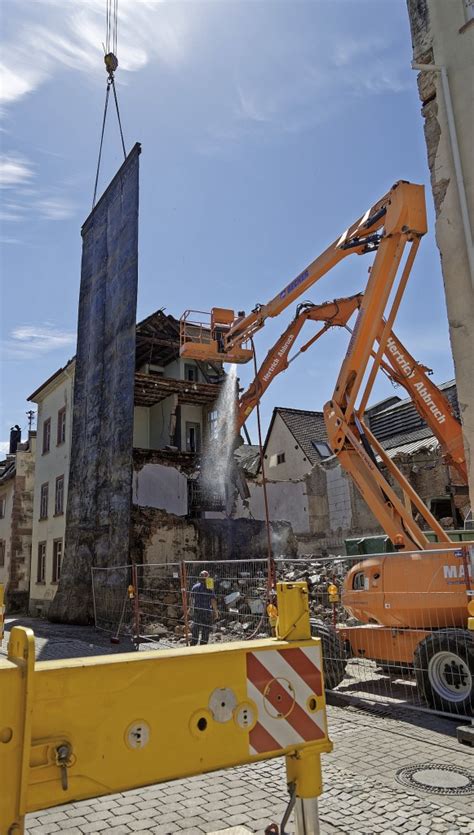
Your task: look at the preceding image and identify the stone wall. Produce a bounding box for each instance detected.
[130,506,297,565]
[406,0,474,505]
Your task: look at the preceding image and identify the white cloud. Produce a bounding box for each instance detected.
[36,196,76,221]
[0,441,10,456]
[3,323,76,360]
[0,153,34,187]
[0,0,190,107]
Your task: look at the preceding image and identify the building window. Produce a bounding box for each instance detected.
[277,452,286,464]
[0,497,5,519]
[0,540,5,568]
[37,541,46,583]
[186,422,201,453]
[311,440,332,459]
[185,363,198,382]
[353,572,366,591]
[52,539,63,583]
[57,407,66,445]
[208,409,218,440]
[463,0,474,22]
[42,417,51,454]
[40,482,49,519]
[55,475,64,515]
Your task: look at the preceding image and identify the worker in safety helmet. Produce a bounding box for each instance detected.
[190,570,218,646]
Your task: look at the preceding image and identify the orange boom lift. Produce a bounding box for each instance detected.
[180,181,473,714]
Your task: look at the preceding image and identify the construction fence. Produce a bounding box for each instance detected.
[91,548,473,719]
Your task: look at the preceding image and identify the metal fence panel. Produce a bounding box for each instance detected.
[91,565,134,635]
[91,548,472,719]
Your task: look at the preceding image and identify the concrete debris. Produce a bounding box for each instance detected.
[137,555,360,645]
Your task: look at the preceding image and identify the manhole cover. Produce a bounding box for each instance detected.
[396,763,474,796]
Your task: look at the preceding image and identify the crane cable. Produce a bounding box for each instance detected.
[92,0,127,208]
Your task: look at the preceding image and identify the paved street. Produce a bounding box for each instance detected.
[3,616,473,835]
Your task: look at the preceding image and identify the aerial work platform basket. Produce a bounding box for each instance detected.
[179,308,253,364]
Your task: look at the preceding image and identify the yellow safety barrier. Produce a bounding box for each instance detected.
[0,582,332,834]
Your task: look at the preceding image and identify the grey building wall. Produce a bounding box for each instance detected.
[49,144,141,623]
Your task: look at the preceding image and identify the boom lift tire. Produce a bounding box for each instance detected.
[310,618,347,690]
[413,629,474,715]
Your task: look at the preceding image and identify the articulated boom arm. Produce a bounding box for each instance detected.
[180,180,425,364]
[236,289,467,485]
[237,294,362,428]
[323,183,454,550]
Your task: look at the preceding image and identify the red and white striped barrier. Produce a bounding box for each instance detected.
[246,644,326,755]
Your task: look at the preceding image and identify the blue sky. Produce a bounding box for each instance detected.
[0,0,454,451]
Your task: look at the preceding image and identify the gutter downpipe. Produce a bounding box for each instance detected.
[412,62,474,291]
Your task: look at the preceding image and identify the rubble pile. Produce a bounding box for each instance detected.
[275,556,359,625]
[134,556,359,645]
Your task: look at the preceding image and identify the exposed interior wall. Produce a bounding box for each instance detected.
[407,0,474,506]
[133,462,188,516]
[133,406,149,448]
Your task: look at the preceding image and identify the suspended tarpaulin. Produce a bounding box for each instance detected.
[49,143,141,624]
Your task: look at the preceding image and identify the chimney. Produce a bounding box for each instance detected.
[9,425,21,454]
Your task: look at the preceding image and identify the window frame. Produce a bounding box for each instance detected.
[57,406,66,445]
[0,496,5,519]
[52,538,63,583]
[276,452,286,465]
[39,482,49,519]
[42,417,51,454]
[37,541,46,583]
[54,474,65,516]
[184,363,198,382]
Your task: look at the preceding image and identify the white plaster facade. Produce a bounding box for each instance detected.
[261,413,314,482]
[408,0,474,504]
[29,361,75,613]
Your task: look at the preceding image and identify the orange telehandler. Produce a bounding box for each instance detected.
[180,180,473,714]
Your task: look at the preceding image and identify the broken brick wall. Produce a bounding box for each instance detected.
[130,506,297,565]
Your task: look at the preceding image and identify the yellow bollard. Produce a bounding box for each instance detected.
[276,583,328,834]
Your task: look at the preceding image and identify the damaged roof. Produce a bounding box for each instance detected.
[135,309,180,369]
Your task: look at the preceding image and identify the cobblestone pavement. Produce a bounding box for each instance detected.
[2,617,473,835]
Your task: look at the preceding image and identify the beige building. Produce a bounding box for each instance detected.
[407,0,474,504]
[28,360,75,615]
[26,310,222,613]
[260,408,331,482]
[0,431,36,609]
